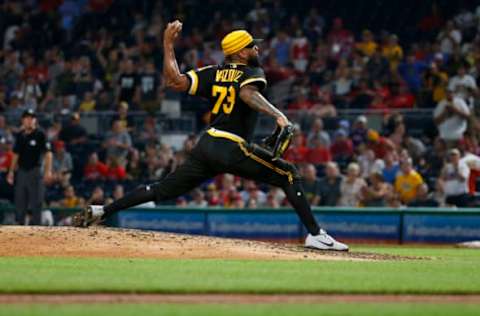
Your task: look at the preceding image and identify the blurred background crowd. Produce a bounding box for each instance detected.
[2,0,480,225]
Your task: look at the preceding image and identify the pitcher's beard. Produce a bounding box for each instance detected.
[247,55,261,68]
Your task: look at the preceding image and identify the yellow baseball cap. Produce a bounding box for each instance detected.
[221,30,262,56]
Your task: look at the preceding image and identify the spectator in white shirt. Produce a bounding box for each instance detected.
[433,88,470,145]
[460,152,480,195]
[246,1,267,23]
[51,140,73,187]
[188,188,208,208]
[454,8,475,33]
[339,162,366,207]
[448,65,477,104]
[439,148,471,207]
[240,180,267,206]
[437,20,462,55]
[461,152,480,171]
[307,118,331,148]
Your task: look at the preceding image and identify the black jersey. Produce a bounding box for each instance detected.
[118,73,138,103]
[13,128,50,170]
[186,63,267,141]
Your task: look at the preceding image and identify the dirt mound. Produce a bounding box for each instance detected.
[0,226,407,261]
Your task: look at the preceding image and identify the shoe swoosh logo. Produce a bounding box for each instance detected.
[319,240,334,247]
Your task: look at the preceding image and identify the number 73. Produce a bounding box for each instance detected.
[212,85,235,114]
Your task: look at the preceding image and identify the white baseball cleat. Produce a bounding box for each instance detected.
[305,229,349,251]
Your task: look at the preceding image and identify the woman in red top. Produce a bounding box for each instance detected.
[387,85,415,109]
[105,156,127,181]
[83,152,108,180]
[306,136,332,165]
[284,132,309,163]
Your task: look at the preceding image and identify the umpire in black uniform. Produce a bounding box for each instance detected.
[7,109,53,225]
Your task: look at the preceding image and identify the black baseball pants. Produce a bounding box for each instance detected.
[104,130,320,235]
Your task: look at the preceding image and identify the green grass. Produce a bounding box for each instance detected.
[0,246,479,294]
[1,303,480,316]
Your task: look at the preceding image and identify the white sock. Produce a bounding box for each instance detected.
[90,205,104,217]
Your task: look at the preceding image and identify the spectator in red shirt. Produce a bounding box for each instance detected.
[291,29,310,73]
[217,173,241,207]
[373,80,391,99]
[0,137,13,173]
[367,129,395,159]
[459,153,480,195]
[105,155,127,181]
[88,0,114,12]
[306,136,331,165]
[284,132,309,163]
[369,94,389,111]
[221,187,242,208]
[23,55,49,83]
[330,129,354,161]
[288,87,313,111]
[0,137,14,202]
[205,183,220,206]
[327,17,354,60]
[418,3,443,36]
[263,55,295,84]
[83,152,108,181]
[387,84,416,109]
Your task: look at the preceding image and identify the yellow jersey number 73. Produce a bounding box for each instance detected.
[212,85,235,114]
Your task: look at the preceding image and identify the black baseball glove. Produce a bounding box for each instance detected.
[262,124,294,160]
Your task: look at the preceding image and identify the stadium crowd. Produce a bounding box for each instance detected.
[2,0,480,224]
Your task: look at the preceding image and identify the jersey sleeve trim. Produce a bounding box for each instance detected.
[240,77,267,89]
[186,70,199,95]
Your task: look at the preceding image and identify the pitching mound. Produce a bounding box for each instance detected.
[0,226,407,261]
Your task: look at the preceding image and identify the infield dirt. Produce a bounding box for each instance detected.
[0,226,408,261]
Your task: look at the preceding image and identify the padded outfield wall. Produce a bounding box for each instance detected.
[108,207,480,244]
[1,204,479,243]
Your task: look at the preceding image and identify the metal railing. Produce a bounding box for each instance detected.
[3,106,433,141]
[3,111,197,137]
